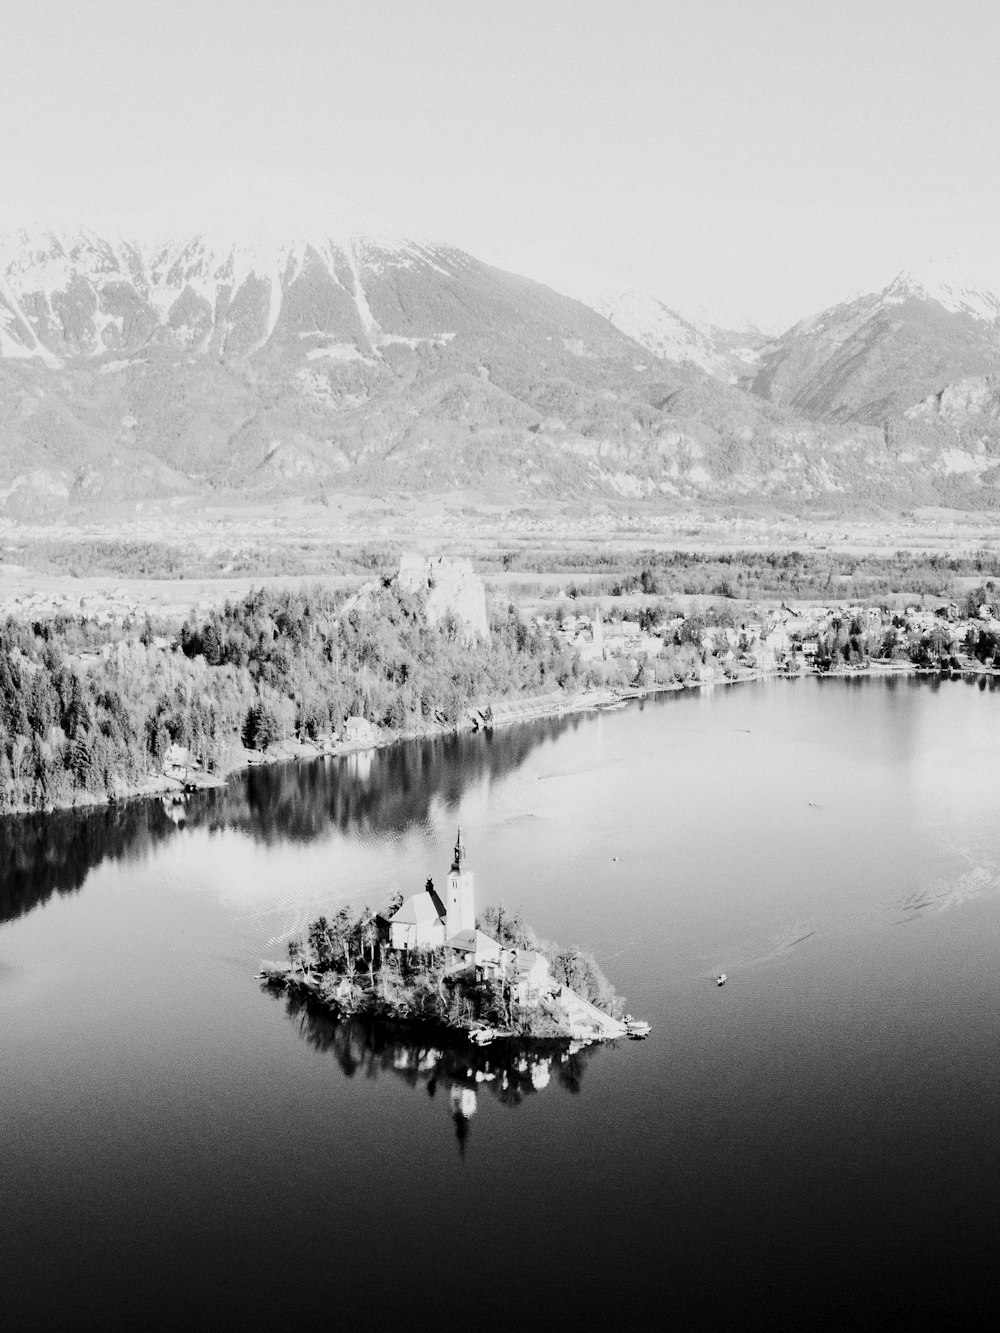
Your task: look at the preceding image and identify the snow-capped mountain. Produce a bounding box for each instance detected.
[882,252,1000,323]
[4,223,1000,515]
[587,289,763,381]
[0,225,507,364]
[751,255,1000,424]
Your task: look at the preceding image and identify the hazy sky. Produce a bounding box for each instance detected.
[2,0,999,327]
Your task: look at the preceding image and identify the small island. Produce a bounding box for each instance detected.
[262,830,649,1044]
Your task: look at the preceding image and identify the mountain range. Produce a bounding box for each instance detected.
[2,225,1000,517]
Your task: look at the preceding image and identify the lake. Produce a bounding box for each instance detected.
[3,675,1000,1329]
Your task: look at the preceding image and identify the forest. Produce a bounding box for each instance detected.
[10,539,1000,602]
[0,582,575,814]
[4,560,1000,816]
[486,545,1000,601]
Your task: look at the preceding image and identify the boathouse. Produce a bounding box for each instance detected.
[344,715,378,745]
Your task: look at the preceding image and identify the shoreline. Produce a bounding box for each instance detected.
[5,662,997,821]
[261,969,627,1046]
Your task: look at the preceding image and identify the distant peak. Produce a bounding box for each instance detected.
[882,249,1000,320]
[0,173,449,268]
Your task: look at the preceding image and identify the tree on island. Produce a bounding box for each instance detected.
[266,896,627,1031]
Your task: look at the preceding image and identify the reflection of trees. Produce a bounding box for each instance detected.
[274,988,598,1154]
[0,717,574,923]
[0,798,181,924]
[212,717,578,846]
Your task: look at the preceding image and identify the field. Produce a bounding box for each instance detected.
[3,494,1000,624]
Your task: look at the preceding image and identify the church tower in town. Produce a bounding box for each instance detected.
[445,828,475,937]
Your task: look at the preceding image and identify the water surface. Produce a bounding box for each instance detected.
[2,676,1000,1328]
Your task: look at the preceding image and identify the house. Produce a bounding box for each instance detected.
[446,928,502,979]
[344,715,378,745]
[163,743,189,777]
[764,627,790,658]
[513,950,553,1006]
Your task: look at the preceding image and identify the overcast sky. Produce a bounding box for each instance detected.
[2,0,999,328]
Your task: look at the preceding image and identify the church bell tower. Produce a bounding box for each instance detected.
[445,828,475,937]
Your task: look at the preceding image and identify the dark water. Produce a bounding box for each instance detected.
[3,676,1000,1329]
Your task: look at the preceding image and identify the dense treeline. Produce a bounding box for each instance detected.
[0,583,573,814]
[0,614,253,812]
[487,546,1000,601]
[177,582,578,741]
[14,539,1000,598]
[9,538,399,580]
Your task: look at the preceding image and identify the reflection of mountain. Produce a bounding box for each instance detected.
[0,717,574,922]
[276,990,597,1154]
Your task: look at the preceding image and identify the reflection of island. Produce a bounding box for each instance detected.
[276,990,599,1154]
[0,718,577,923]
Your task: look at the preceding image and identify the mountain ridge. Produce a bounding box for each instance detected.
[3,223,1000,516]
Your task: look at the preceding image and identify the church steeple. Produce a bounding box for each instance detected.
[445,827,475,937]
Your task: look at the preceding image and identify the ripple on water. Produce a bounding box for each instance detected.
[889,861,1000,922]
[700,920,820,979]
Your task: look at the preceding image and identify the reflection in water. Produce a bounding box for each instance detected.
[223,718,578,845]
[0,717,577,923]
[3,674,996,926]
[0,798,180,924]
[275,988,599,1155]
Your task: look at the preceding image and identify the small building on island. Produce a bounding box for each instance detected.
[447,928,503,980]
[514,950,554,1006]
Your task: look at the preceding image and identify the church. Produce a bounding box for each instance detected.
[386,830,477,952]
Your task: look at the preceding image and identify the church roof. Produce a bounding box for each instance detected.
[447,929,500,956]
[391,888,446,926]
[515,949,550,977]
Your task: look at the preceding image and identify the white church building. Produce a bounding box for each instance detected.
[387,830,478,952]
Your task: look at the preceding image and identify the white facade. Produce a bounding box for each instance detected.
[388,886,447,950]
[386,830,474,951]
[445,830,475,937]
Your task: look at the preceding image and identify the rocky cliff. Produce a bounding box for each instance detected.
[396,554,489,640]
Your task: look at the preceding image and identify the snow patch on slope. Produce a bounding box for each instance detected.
[885,251,1000,322]
[306,343,372,362]
[588,288,762,380]
[343,241,380,349]
[595,290,720,372]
